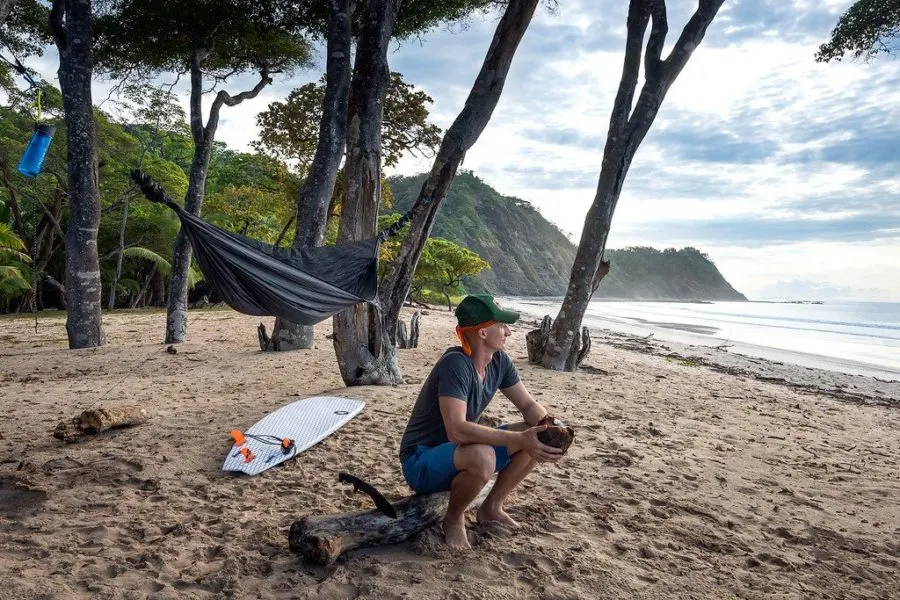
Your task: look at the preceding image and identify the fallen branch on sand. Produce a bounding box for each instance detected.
[289,482,493,565]
[52,406,150,443]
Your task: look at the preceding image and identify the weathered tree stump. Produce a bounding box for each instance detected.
[53,406,150,443]
[257,322,275,351]
[409,311,420,348]
[525,315,552,363]
[396,320,408,348]
[396,311,421,349]
[258,319,315,352]
[289,482,492,565]
[526,315,591,369]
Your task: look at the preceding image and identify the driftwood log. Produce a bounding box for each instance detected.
[53,406,150,443]
[289,482,493,565]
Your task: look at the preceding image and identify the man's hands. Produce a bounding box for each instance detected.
[518,424,564,463]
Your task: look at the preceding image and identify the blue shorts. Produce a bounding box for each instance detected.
[401,426,512,495]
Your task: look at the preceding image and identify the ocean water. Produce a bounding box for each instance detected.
[500,298,900,380]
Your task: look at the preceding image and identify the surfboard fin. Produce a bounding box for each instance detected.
[231,429,246,446]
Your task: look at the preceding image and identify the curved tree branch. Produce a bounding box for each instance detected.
[661,0,725,83]
[49,0,66,51]
[207,66,271,129]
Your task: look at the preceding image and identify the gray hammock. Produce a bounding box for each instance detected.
[131,171,412,326]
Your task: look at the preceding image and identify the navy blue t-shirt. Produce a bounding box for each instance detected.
[399,347,520,461]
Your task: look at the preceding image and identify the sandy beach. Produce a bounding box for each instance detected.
[1,307,898,599]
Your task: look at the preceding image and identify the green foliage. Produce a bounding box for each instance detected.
[599,246,746,301]
[377,212,489,304]
[415,237,490,305]
[816,0,900,62]
[387,173,746,300]
[94,0,312,79]
[294,0,503,39]
[387,171,576,296]
[0,0,52,90]
[0,222,31,298]
[122,246,173,276]
[0,80,298,312]
[254,72,441,169]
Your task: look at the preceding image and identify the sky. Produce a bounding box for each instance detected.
[26,0,900,301]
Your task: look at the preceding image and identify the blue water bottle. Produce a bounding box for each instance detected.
[17,123,56,178]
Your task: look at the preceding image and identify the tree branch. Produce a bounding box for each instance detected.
[211,67,272,110]
[41,271,65,295]
[644,0,668,80]
[662,0,726,83]
[205,67,271,139]
[608,0,650,136]
[188,47,209,145]
[49,0,66,51]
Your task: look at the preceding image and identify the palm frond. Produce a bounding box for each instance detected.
[0,265,31,293]
[122,246,172,276]
[187,266,204,288]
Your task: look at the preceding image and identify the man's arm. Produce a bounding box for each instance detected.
[439,395,562,462]
[501,381,549,427]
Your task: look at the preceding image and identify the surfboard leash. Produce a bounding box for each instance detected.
[229,429,296,463]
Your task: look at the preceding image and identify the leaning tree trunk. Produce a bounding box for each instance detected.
[331,0,402,385]
[539,0,726,371]
[165,50,271,343]
[378,0,539,346]
[52,0,106,349]
[266,0,354,352]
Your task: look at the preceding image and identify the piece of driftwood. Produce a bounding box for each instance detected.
[289,482,493,565]
[53,406,150,443]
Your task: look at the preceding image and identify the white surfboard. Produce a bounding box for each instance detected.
[222,396,365,476]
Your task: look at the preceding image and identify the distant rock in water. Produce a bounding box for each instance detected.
[387,172,746,301]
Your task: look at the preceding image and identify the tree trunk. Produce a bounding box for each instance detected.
[130,264,155,308]
[107,192,130,309]
[332,0,402,386]
[53,0,106,349]
[289,482,493,565]
[267,0,353,352]
[165,50,271,343]
[378,0,539,348]
[539,0,725,371]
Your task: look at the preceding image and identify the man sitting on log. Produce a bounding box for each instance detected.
[399,294,563,550]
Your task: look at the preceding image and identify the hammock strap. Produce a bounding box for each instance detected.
[132,168,427,245]
[131,170,179,208]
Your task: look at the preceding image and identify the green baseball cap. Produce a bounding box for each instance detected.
[455,294,520,327]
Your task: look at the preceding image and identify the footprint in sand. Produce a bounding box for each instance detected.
[0,476,48,520]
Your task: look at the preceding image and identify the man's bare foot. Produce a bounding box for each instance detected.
[443,516,471,550]
[476,505,519,528]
